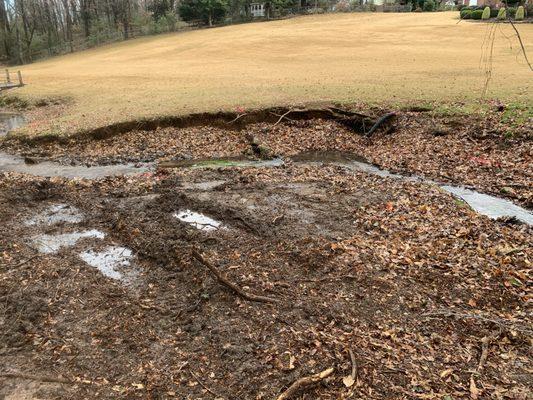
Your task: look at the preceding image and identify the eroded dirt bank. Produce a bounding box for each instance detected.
[2,109,531,208]
[1,162,531,399]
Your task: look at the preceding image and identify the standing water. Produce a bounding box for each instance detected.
[0,113,25,135]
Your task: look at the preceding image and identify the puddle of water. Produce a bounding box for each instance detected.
[441,186,533,225]
[290,150,533,225]
[0,113,25,135]
[25,204,83,226]
[173,210,223,231]
[159,157,283,169]
[79,246,137,283]
[31,229,105,254]
[0,152,149,179]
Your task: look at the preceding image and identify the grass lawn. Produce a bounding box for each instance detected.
[7,12,533,136]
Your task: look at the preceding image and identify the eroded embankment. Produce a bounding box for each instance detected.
[2,107,531,209]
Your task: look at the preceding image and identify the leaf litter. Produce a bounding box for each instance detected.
[0,109,531,399]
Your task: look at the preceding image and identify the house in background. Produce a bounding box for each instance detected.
[250,2,266,17]
[458,0,503,6]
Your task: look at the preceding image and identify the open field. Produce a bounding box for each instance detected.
[7,12,533,136]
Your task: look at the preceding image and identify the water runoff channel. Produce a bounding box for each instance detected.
[1,113,532,225]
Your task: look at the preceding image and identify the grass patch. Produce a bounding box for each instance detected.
[6,12,533,137]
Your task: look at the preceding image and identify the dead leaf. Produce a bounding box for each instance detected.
[342,375,355,387]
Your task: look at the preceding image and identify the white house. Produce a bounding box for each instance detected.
[250,2,266,17]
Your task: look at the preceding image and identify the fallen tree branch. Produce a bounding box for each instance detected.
[191,250,279,304]
[276,367,334,400]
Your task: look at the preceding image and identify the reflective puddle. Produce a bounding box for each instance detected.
[159,157,283,169]
[79,246,137,283]
[174,210,223,231]
[0,113,25,135]
[0,152,149,179]
[31,229,106,254]
[25,204,83,226]
[441,186,533,225]
[291,150,533,225]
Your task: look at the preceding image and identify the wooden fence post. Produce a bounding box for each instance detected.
[17,71,23,86]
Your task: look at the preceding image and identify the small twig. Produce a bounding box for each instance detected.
[276,367,334,400]
[191,250,279,304]
[274,109,301,126]
[348,348,357,381]
[227,113,248,124]
[507,17,533,72]
[6,255,40,269]
[477,332,499,372]
[0,372,72,384]
[190,369,224,399]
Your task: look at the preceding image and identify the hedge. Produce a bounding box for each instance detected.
[470,9,484,19]
[515,5,524,20]
[460,9,472,19]
[497,8,506,19]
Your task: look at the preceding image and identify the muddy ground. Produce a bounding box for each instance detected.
[2,110,531,208]
[1,161,532,399]
[1,109,532,399]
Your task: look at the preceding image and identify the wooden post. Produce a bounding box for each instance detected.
[17,71,23,86]
[5,69,10,83]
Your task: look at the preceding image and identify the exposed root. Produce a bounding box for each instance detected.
[276,367,334,400]
[365,112,396,137]
[192,249,280,304]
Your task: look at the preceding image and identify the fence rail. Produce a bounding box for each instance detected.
[0,69,24,90]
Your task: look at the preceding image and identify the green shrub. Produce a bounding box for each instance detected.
[515,5,524,20]
[457,4,467,11]
[508,7,517,18]
[490,8,499,18]
[481,6,490,19]
[497,7,506,19]
[471,9,483,19]
[423,0,435,11]
[460,9,472,19]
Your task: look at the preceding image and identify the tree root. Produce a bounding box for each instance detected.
[276,367,334,400]
[192,250,280,304]
[365,112,396,136]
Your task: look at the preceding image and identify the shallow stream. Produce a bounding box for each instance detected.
[1,117,531,225]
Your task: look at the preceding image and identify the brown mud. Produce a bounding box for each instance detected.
[1,162,532,399]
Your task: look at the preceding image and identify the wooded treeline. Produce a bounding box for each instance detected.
[0,0,302,64]
[0,0,183,64]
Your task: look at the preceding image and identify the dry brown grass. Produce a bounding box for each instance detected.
[9,12,533,135]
